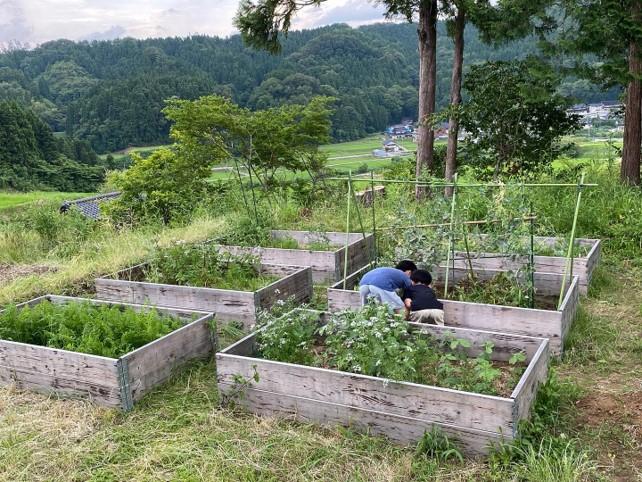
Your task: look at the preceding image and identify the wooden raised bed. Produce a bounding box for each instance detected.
[327,265,579,356]
[215,230,374,282]
[217,310,550,456]
[0,295,214,410]
[95,263,312,329]
[452,236,600,294]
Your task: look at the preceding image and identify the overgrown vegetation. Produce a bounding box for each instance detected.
[256,304,527,397]
[0,300,183,357]
[143,242,278,291]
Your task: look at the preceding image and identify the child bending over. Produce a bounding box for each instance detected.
[403,269,444,325]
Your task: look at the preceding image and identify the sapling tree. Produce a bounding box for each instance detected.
[163,95,333,192]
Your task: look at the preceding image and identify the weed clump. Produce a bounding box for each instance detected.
[144,242,278,291]
[0,300,184,357]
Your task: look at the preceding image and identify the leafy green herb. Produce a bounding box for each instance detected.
[0,301,184,358]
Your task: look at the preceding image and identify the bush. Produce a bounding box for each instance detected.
[106,148,215,225]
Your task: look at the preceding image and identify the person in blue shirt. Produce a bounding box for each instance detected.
[359,260,417,311]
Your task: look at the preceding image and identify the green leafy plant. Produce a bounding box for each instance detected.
[414,427,464,463]
[0,301,184,358]
[144,242,277,291]
[447,271,534,308]
[256,308,319,365]
[319,303,430,381]
[256,305,528,396]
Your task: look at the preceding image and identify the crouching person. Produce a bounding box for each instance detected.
[358,260,417,312]
[403,269,444,325]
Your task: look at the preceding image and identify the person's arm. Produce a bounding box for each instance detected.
[404,298,412,309]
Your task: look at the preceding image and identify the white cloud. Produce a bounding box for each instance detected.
[3,0,389,46]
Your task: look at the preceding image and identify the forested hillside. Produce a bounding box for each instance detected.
[0,101,105,191]
[0,22,618,153]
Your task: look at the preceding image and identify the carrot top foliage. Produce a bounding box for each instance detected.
[0,301,184,358]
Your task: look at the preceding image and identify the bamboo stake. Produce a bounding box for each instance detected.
[444,173,458,297]
[376,215,537,232]
[342,170,353,290]
[558,173,585,309]
[350,177,368,245]
[370,170,378,266]
[323,178,598,188]
[529,202,535,309]
[232,158,250,214]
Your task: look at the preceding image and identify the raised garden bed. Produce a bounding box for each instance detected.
[95,262,312,329]
[451,236,600,294]
[0,295,214,410]
[214,230,374,282]
[217,309,549,456]
[327,264,579,356]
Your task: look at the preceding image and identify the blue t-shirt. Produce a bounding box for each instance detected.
[360,267,412,292]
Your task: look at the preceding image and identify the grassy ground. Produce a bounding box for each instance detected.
[0,135,639,480]
[0,192,91,211]
[0,260,639,481]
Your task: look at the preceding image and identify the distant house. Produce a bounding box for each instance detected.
[568,101,623,124]
[386,122,414,140]
[373,140,409,158]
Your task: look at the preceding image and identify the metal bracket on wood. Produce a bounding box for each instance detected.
[117,358,134,412]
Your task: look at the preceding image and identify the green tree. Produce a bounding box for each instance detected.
[460,60,579,179]
[163,95,333,188]
[235,0,439,199]
[106,147,222,225]
[554,0,642,185]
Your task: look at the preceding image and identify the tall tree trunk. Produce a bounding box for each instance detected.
[416,0,438,199]
[445,6,466,198]
[621,7,642,186]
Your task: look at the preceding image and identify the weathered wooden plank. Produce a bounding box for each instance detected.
[411,323,545,361]
[219,385,504,456]
[122,314,215,402]
[215,230,373,282]
[0,366,122,407]
[216,354,516,434]
[96,263,313,329]
[257,266,313,309]
[449,235,601,294]
[559,276,580,344]
[0,340,121,406]
[95,278,257,326]
[511,338,550,423]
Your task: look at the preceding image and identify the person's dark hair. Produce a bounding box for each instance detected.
[395,260,417,272]
[411,269,432,285]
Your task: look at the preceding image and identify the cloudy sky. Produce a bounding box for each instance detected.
[0,0,391,46]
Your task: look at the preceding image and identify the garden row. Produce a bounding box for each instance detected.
[0,229,600,456]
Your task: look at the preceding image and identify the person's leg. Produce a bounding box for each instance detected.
[375,288,405,312]
[360,285,383,306]
[409,309,445,325]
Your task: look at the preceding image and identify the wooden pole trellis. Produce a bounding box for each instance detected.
[325,178,598,188]
[370,171,378,266]
[529,202,535,309]
[558,173,585,308]
[343,170,353,290]
[444,173,458,298]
